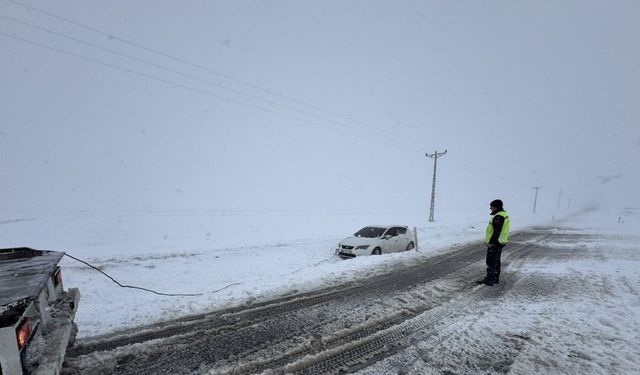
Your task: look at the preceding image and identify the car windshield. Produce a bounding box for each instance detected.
[354,227,386,238]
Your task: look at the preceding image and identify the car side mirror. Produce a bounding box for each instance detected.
[383,234,391,240]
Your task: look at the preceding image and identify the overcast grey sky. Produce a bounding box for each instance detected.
[1,0,638,217]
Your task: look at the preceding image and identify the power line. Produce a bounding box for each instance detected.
[4,0,432,151]
[0,31,423,154]
[0,13,427,152]
[6,0,319,109]
[4,1,499,172]
[1,9,487,178]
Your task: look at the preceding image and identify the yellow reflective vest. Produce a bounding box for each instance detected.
[485,210,509,245]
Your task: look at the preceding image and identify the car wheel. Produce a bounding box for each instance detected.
[372,247,382,255]
[406,241,415,250]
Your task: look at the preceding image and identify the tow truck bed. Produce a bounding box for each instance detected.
[0,248,80,375]
[0,248,64,324]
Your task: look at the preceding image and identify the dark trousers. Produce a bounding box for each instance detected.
[486,244,504,282]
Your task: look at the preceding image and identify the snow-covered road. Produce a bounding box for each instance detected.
[62,231,541,374]
[356,211,640,375]
[59,209,640,374]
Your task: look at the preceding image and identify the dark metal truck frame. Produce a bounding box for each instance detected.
[0,248,80,375]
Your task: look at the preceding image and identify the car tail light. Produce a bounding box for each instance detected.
[15,319,31,350]
[53,267,62,286]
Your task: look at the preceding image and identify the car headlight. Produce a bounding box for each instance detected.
[355,245,370,250]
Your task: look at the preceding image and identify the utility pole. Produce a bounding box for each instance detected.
[426,150,447,222]
[532,186,542,214]
[557,190,563,210]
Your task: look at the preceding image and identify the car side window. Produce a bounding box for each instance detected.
[397,227,407,235]
[385,228,398,237]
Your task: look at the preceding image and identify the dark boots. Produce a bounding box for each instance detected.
[482,245,503,286]
[477,279,494,286]
[476,268,499,286]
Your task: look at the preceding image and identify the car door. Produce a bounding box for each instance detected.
[384,227,402,252]
[396,227,410,250]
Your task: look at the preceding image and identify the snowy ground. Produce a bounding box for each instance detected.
[353,208,640,375]
[0,208,563,339]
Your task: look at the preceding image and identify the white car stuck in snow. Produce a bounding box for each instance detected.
[336,226,415,259]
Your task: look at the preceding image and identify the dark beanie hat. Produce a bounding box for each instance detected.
[490,199,504,209]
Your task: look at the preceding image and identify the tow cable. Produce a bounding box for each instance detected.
[64,253,216,297]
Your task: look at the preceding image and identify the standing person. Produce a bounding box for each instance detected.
[477,199,509,286]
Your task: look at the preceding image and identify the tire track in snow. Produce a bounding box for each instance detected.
[355,232,580,375]
[217,241,540,375]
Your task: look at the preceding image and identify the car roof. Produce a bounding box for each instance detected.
[364,225,408,229]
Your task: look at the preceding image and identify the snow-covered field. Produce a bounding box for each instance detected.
[1,208,562,339]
